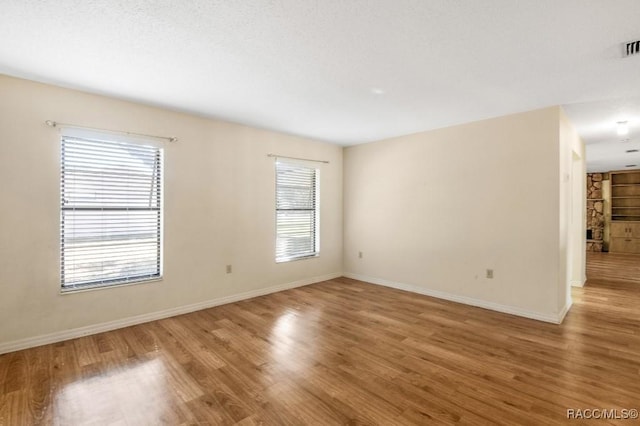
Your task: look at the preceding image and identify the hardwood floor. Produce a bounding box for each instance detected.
[586,251,640,285]
[1,260,640,425]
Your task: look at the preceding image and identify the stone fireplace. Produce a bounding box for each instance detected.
[586,173,605,252]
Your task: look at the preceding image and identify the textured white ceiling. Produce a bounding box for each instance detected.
[564,98,640,173]
[1,0,640,153]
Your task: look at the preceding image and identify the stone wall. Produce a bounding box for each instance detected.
[586,173,605,252]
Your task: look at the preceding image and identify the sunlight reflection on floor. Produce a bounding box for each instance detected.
[54,357,171,424]
[269,310,318,374]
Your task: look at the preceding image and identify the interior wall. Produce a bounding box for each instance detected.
[559,108,586,298]
[0,75,343,348]
[0,73,585,350]
[343,107,567,322]
[570,154,586,286]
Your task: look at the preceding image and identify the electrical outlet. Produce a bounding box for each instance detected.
[358,251,363,259]
[486,269,494,279]
[226,265,232,274]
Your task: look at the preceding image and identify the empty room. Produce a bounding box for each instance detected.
[1,1,639,424]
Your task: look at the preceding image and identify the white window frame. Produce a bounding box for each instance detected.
[275,160,320,263]
[60,128,164,292]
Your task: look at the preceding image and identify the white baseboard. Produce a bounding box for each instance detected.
[344,272,569,324]
[0,272,341,355]
[557,300,573,323]
[571,277,586,287]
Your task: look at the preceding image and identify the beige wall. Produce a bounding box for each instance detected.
[0,75,343,347]
[344,107,573,322]
[0,74,584,349]
[559,108,586,301]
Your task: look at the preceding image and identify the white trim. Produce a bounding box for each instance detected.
[557,300,573,323]
[60,277,163,295]
[0,272,341,355]
[344,272,570,324]
[571,277,587,288]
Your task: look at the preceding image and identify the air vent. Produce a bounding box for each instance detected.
[625,164,637,168]
[625,40,640,57]
[626,149,639,153]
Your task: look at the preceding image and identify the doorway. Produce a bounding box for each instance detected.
[585,170,640,285]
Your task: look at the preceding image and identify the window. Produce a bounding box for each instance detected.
[60,132,163,291]
[275,161,319,262]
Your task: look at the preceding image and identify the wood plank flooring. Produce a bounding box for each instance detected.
[586,252,640,285]
[1,257,640,425]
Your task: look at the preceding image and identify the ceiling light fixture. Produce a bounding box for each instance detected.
[617,121,629,136]
[371,88,385,95]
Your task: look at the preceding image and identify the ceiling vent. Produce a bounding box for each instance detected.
[625,40,640,57]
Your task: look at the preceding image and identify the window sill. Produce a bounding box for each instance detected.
[276,254,319,264]
[60,277,163,295]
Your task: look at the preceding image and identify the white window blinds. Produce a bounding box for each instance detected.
[61,135,163,290]
[275,161,319,262]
